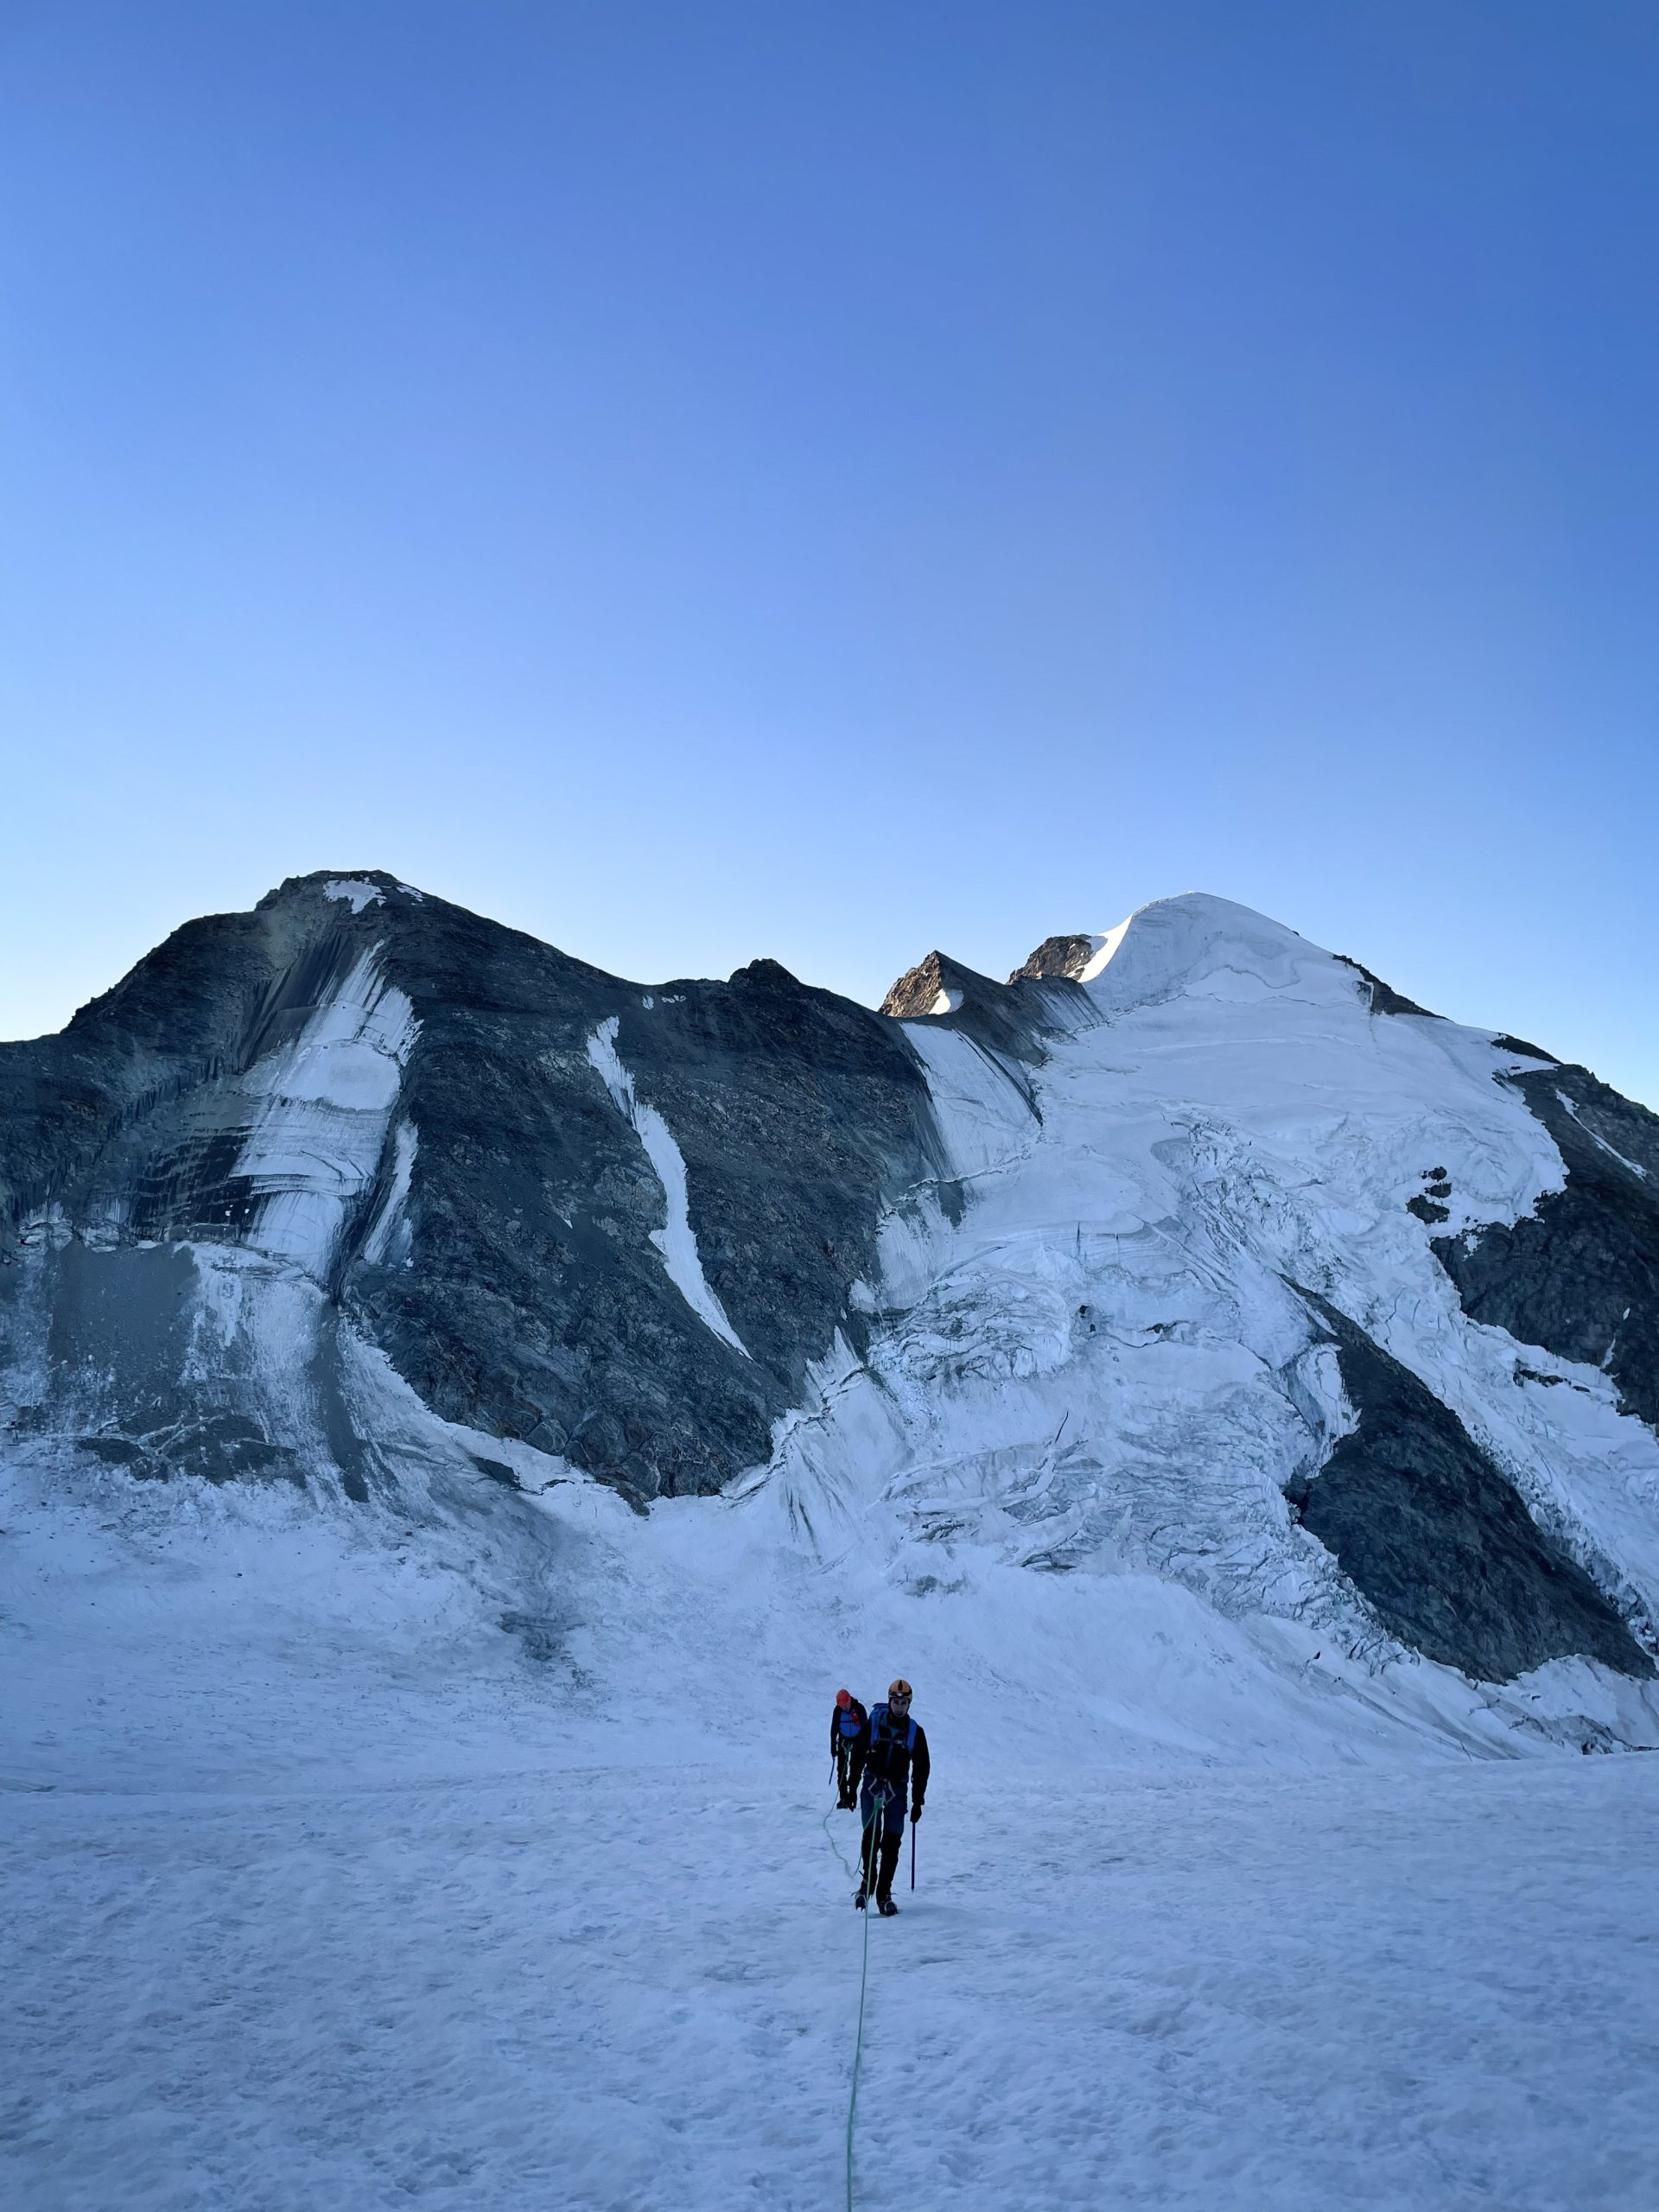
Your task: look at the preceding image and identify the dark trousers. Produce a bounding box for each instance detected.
[859,1783,905,1896]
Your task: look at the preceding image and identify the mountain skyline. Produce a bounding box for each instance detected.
[10,868,1656,1114]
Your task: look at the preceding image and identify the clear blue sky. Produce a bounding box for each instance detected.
[3,3,1656,1102]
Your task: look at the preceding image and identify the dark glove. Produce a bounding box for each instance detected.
[910,1804,924,1822]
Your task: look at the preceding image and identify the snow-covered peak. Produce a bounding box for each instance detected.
[1077,894,1352,1014]
[1014,894,1415,1023]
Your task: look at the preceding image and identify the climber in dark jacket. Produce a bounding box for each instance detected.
[830,1689,868,1808]
[848,1679,930,1915]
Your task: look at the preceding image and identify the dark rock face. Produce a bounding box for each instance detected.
[359,931,946,1496]
[0,873,945,1503]
[880,950,961,1020]
[0,901,284,1230]
[1433,1065,1659,1435]
[1331,956,1440,1020]
[1408,1168,1454,1226]
[1008,934,1096,984]
[1289,1297,1652,1681]
[879,949,1091,1067]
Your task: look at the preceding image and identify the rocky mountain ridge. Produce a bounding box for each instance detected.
[4,873,1658,1753]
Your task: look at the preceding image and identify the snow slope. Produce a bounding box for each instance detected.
[6,1386,1658,2209]
[6,1678,1658,2211]
[755,895,1659,1750]
[4,1398,1656,2210]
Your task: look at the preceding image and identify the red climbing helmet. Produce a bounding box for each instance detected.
[836,1688,852,1709]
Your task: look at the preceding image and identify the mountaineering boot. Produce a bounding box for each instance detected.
[853,1885,868,1910]
[876,1831,902,1915]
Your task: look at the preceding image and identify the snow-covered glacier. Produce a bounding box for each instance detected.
[3,871,1656,1773]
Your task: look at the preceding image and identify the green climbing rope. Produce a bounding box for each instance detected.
[820,1800,857,1883]
[824,1788,888,2212]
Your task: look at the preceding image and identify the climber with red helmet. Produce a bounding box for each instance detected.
[830,1688,868,1808]
[848,1679,930,1916]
